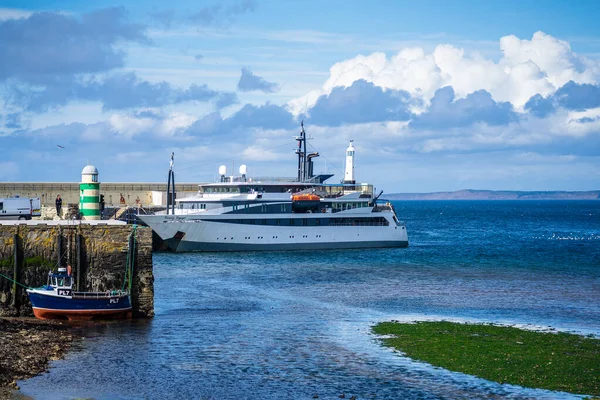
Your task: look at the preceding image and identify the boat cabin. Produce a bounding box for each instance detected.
[46,267,73,296]
[47,268,72,288]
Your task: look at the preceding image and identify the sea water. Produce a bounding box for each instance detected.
[18,201,600,399]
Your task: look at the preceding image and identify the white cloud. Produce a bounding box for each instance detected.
[0,8,31,21]
[109,114,154,139]
[108,111,197,139]
[562,107,600,137]
[159,112,197,136]
[289,31,600,115]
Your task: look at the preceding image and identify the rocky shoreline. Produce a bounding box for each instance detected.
[0,317,79,398]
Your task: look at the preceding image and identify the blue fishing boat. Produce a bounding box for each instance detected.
[26,267,132,321]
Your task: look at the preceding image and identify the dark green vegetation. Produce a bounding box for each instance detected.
[0,256,54,269]
[373,321,600,396]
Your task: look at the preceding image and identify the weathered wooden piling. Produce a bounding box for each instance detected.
[12,233,19,309]
[0,223,154,318]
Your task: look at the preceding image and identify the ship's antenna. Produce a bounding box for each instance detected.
[167,152,175,215]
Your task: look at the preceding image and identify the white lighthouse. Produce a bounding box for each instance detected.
[343,140,355,184]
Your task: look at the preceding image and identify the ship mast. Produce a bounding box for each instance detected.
[295,121,308,182]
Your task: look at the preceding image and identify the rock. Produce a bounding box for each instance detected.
[0,317,79,389]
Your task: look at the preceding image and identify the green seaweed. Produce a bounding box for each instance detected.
[23,256,54,269]
[373,321,600,396]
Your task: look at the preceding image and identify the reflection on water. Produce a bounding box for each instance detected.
[19,201,600,399]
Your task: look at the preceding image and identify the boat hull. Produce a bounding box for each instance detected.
[139,214,409,252]
[27,290,132,321]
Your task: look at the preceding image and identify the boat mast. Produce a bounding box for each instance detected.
[166,152,175,215]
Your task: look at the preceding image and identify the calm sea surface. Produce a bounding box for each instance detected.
[19,201,600,399]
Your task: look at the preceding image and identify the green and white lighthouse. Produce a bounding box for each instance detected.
[80,164,100,220]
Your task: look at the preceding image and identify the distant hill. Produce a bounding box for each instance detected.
[385,189,600,200]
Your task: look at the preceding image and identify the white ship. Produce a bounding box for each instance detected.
[138,124,408,252]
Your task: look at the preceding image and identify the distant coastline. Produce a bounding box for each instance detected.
[386,189,600,200]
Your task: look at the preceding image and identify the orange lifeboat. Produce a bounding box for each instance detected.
[292,193,320,201]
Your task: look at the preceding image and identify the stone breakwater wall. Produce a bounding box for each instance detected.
[0,224,154,318]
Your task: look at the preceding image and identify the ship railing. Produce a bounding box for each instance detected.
[72,290,128,299]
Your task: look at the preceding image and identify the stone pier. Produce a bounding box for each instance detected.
[0,221,154,318]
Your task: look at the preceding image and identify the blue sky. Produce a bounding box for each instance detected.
[1,0,600,192]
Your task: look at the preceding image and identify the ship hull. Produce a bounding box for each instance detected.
[139,214,408,252]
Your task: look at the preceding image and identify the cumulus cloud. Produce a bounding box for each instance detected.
[289,31,600,115]
[7,72,238,112]
[0,8,238,114]
[186,103,295,138]
[524,94,555,118]
[0,8,149,82]
[237,67,279,93]
[304,80,412,127]
[553,81,600,111]
[410,87,518,129]
[523,81,600,117]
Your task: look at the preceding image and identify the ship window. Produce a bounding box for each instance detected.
[0,202,3,211]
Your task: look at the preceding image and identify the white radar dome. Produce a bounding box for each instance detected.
[218,165,227,175]
[239,165,247,175]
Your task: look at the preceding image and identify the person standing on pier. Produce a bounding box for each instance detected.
[55,194,63,217]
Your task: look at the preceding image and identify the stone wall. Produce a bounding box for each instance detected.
[0,224,154,318]
[0,182,199,207]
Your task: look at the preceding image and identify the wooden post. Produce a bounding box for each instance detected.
[67,230,71,268]
[12,233,20,310]
[76,232,81,291]
[57,226,63,268]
